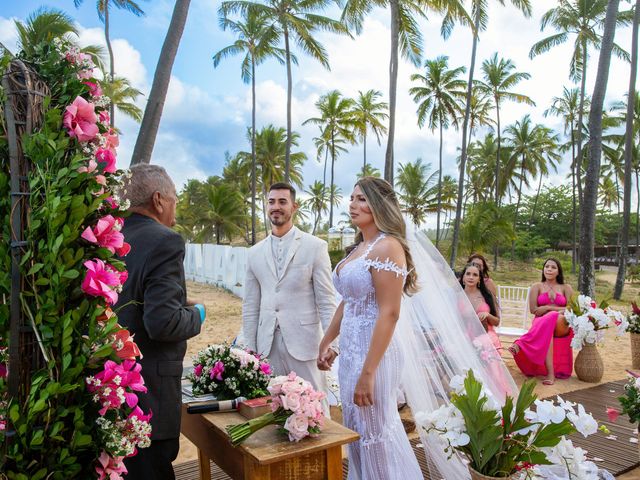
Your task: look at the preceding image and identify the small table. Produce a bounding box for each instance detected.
[180,404,359,480]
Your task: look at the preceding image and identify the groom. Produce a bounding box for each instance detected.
[242,183,337,409]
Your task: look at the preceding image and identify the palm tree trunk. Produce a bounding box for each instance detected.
[384,0,399,185]
[284,26,292,183]
[494,98,501,205]
[262,185,269,237]
[329,128,336,227]
[251,58,257,245]
[512,158,526,259]
[579,0,620,296]
[571,125,577,273]
[614,0,639,299]
[131,0,191,165]
[450,12,480,268]
[575,37,588,210]
[363,128,367,173]
[636,169,640,261]
[436,120,443,248]
[103,0,115,127]
[531,172,544,225]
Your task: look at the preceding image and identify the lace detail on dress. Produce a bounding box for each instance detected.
[363,257,408,278]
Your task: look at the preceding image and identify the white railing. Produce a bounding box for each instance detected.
[184,244,248,298]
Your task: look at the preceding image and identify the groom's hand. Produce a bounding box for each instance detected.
[317,348,337,371]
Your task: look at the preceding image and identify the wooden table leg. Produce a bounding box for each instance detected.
[197,448,212,480]
[326,445,343,480]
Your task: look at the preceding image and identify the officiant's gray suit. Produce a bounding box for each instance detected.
[242,226,337,402]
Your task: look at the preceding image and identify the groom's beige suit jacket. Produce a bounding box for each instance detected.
[242,228,337,362]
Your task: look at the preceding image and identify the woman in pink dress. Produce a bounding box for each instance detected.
[467,253,498,298]
[509,258,574,385]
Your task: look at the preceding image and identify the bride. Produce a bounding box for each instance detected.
[317,176,516,479]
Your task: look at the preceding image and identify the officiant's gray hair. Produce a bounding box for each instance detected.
[121,164,176,208]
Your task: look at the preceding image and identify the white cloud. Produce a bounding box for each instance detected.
[0,17,18,54]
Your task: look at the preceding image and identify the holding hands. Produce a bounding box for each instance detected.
[317,346,338,371]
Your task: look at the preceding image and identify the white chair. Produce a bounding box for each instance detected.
[495,285,530,338]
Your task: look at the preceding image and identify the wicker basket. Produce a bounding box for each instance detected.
[630,333,640,369]
[574,343,604,383]
[468,466,514,480]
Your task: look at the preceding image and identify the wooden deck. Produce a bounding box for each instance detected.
[175,380,639,479]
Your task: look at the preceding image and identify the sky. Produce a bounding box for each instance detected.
[0,0,636,222]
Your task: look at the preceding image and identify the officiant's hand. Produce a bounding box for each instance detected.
[317,347,337,371]
[354,373,374,407]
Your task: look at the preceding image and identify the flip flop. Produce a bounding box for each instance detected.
[542,379,555,386]
[508,344,520,356]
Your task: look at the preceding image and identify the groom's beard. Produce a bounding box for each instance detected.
[269,211,291,226]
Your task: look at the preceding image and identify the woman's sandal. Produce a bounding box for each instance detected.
[508,344,520,356]
[542,379,555,386]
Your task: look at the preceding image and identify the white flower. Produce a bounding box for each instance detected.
[578,295,593,312]
[449,375,465,394]
[567,404,598,437]
[534,399,567,424]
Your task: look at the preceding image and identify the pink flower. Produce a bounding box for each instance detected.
[259,363,272,376]
[112,329,142,360]
[87,359,147,415]
[81,259,128,305]
[81,215,130,256]
[99,110,110,125]
[284,414,310,442]
[78,159,98,174]
[606,407,620,422]
[63,96,98,142]
[210,361,225,381]
[193,364,203,377]
[96,451,128,480]
[83,81,103,97]
[103,197,119,210]
[282,392,301,412]
[96,148,117,173]
[104,129,120,153]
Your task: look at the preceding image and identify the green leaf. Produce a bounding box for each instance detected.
[61,269,79,279]
[30,429,44,447]
[73,433,92,447]
[27,263,45,276]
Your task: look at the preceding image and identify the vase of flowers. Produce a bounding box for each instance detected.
[187,343,272,400]
[226,372,326,445]
[564,295,627,382]
[627,302,640,369]
[416,370,601,479]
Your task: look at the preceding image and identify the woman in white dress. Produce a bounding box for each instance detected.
[317,177,423,479]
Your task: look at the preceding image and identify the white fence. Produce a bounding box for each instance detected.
[184,244,248,298]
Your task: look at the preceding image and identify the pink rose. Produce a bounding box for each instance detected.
[284,414,309,442]
[81,259,128,305]
[96,148,117,173]
[282,392,301,412]
[83,81,103,97]
[81,215,130,256]
[63,96,98,142]
[606,407,620,422]
[96,451,127,480]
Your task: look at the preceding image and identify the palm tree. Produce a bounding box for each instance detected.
[132,0,191,165]
[504,116,560,257]
[459,202,515,255]
[342,0,470,184]
[530,0,631,247]
[579,0,621,296]
[312,128,347,190]
[395,158,438,226]
[73,0,145,126]
[615,0,640,299]
[197,183,247,244]
[100,76,143,122]
[545,86,586,272]
[220,0,348,182]
[303,90,355,227]
[449,0,532,268]
[409,55,466,247]
[213,8,286,245]
[305,180,330,234]
[475,53,534,205]
[598,175,621,210]
[465,87,494,143]
[350,89,388,172]
[357,164,382,178]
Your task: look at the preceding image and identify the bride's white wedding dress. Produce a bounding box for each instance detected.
[334,233,422,480]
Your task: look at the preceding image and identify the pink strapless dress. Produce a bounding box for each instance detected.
[513,292,573,379]
[475,302,513,396]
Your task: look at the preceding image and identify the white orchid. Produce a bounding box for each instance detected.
[566,404,598,437]
[449,375,465,394]
[533,399,567,424]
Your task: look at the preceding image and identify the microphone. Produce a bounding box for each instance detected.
[187,396,247,414]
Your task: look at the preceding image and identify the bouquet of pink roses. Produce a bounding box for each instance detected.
[226,372,326,446]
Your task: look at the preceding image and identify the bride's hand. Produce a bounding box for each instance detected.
[354,372,374,407]
[317,347,336,371]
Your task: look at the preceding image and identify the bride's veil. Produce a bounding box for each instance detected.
[397,218,518,479]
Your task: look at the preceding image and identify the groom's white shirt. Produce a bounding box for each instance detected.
[242,226,338,362]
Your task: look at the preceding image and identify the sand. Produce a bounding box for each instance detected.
[176,280,640,478]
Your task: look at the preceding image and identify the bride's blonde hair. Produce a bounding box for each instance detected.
[350,176,418,295]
